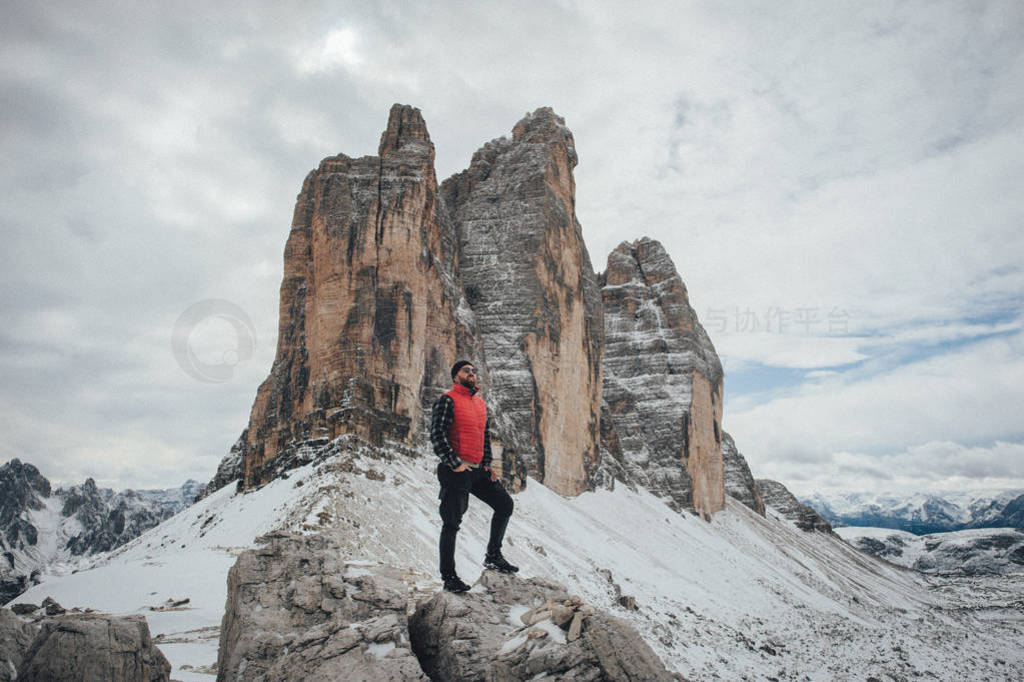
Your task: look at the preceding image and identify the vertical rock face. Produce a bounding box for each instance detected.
[722,431,765,516]
[441,108,604,496]
[241,104,463,488]
[227,104,733,514]
[600,238,724,518]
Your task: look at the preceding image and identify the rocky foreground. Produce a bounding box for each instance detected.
[2,530,680,681]
[8,448,1024,681]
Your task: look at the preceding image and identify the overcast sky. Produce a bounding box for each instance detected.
[2,0,1022,496]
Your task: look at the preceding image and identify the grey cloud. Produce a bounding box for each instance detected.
[2,0,1023,492]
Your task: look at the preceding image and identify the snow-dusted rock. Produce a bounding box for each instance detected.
[998,493,1024,526]
[837,526,1024,574]
[0,460,49,603]
[17,613,170,682]
[216,530,426,681]
[61,479,169,556]
[757,479,835,534]
[599,238,724,518]
[196,434,245,500]
[721,431,764,516]
[409,570,679,681]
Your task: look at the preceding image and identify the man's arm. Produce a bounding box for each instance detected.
[482,416,493,468]
[430,395,461,470]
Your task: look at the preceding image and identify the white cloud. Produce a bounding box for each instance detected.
[726,331,1024,490]
[715,332,868,371]
[296,27,363,74]
[777,440,1024,497]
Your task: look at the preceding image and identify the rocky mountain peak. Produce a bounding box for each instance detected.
[0,459,50,524]
[378,103,433,157]
[600,237,724,518]
[441,106,603,496]
[510,106,578,166]
[222,104,737,510]
[239,103,460,489]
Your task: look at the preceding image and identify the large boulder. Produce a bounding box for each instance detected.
[216,531,426,681]
[409,570,680,681]
[16,613,170,682]
[0,608,36,682]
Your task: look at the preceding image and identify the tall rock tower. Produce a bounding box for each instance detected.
[441,109,605,496]
[600,238,725,519]
[219,104,739,520]
[241,105,463,488]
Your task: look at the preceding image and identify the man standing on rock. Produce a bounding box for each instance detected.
[431,360,518,593]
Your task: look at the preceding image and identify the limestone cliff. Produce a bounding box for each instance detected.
[599,238,724,519]
[225,105,738,514]
[441,108,604,496]
[240,105,465,488]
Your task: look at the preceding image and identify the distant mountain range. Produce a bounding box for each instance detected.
[0,458,200,603]
[800,490,1024,535]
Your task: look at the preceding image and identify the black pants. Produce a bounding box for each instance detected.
[437,463,514,578]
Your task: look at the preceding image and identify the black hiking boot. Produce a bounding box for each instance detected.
[442,574,471,593]
[483,552,519,574]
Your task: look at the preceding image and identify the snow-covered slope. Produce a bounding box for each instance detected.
[836,525,1024,575]
[0,457,203,602]
[9,439,1024,680]
[802,489,1024,534]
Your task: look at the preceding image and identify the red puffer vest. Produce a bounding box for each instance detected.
[446,383,487,464]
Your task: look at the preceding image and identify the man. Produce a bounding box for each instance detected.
[430,360,518,593]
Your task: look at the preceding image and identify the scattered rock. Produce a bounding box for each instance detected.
[10,603,38,616]
[16,613,170,681]
[41,597,64,616]
[567,611,584,642]
[551,604,575,628]
[149,597,190,611]
[618,595,637,610]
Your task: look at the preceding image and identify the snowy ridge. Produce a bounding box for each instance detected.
[9,438,1024,680]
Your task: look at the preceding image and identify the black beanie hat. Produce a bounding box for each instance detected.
[451,360,473,380]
